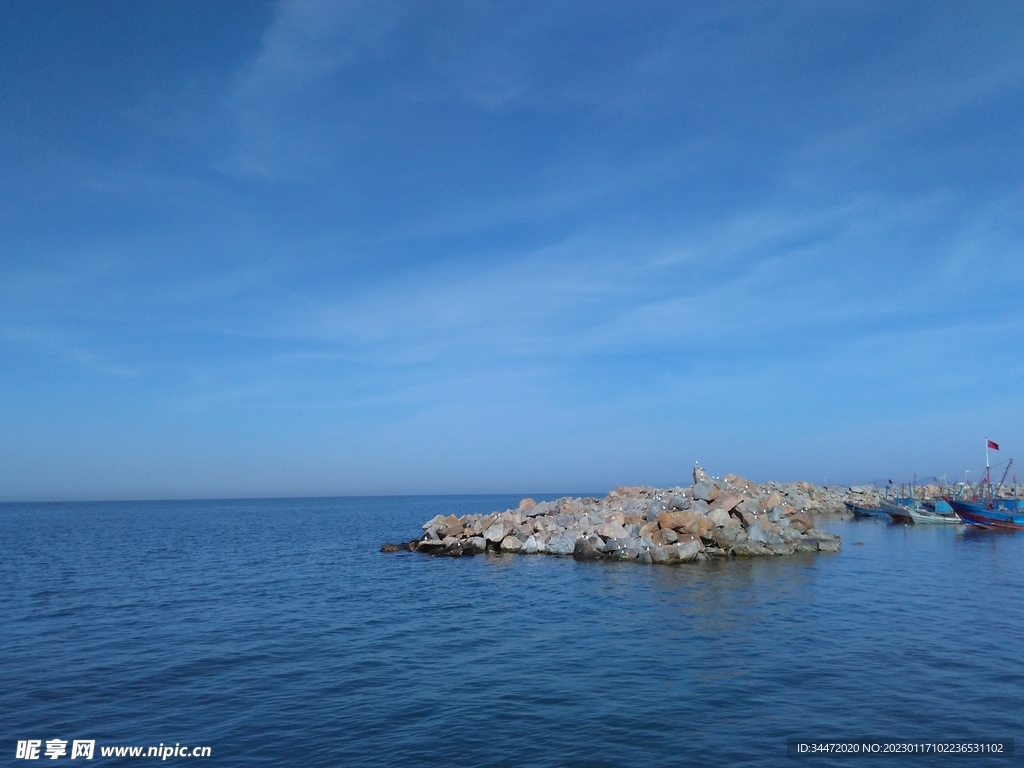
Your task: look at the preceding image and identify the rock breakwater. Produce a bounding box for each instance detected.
[382,467,862,564]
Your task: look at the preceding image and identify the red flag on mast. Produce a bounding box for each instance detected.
[987,439,999,450]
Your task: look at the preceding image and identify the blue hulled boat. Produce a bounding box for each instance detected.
[843,501,889,518]
[946,498,1024,531]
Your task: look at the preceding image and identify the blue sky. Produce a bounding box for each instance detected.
[2,1,1023,500]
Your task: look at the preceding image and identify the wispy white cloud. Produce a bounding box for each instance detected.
[242,190,1015,362]
[0,328,143,378]
[218,0,405,180]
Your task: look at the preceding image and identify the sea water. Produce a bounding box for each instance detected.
[2,496,1022,766]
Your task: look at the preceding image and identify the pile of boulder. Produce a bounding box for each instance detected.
[382,467,849,564]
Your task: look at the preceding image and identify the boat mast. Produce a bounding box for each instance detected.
[995,458,1013,498]
[984,439,992,498]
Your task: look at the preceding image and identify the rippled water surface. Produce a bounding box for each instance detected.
[2,496,1022,766]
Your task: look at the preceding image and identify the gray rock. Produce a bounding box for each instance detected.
[620,499,647,517]
[737,498,762,518]
[673,539,702,562]
[693,481,720,502]
[714,523,745,549]
[767,541,796,556]
[415,539,446,552]
[573,536,604,561]
[603,537,642,560]
[464,537,487,554]
[520,535,540,554]
[424,526,440,541]
[745,522,770,544]
[690,499,710,515]
[646,501,667,522]
[668,494,691,510]
[438,541,465,557]
[787,493,810,510]
[637,550,653,564]
[484,521,509,543]
[706,508,731,528]
[422,514,447,531]
[732,540,772,557]
[545,532,577,556]
[472,514,496,535]
[650,544,674,563]
[814,533,841,552]
[525,501,555,517]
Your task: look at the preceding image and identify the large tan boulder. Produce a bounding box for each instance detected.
[596,522,630,540]
[722,474,757,493]
[674,532,704,551]
[657,510,710,537]
[652,527,678,545]
[788,511,814,532]
[422,514,460,534]
[611,486,645,499]
[560,497,584,515]
[500,535,523,552]
[708,491,743,514]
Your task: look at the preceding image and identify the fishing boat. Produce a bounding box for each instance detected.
[843,501,889,518]
[881,500,914,524]
[946,440,1023,529]
[946,498,1024,530]
[882,499,961,525]
[921,498,955,515]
